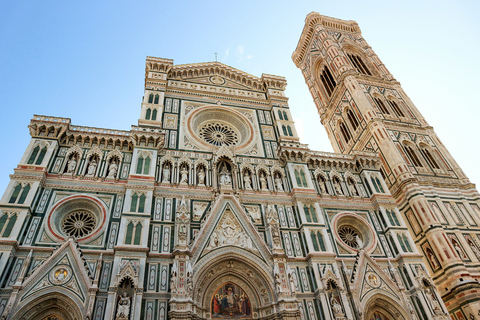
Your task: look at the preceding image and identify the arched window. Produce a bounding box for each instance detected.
[377,210,387,228]
[319,66,336,97]
[311,232,319,251]
[294,170,302,187]
[36,147,47,165]
[374,98,390,114]
[154,94,159,104]
[403,234,412,252]
[278,110,284,120]
[420,147,440,169]
[402,266,413,288]
[389,234,399,256]
[397,234,407,252]
[370,176,380,193]
[130,193,138,212]
[404,145,423,167]
[134,223,142,245]
[152,109,157,121]
[282,125,288,136]
[8,184,22,204]
[148,93,154,103]
[138,194,146,213]
[145,109,151,120]
[339,121,351,143]
[375,177,384,193]
[364,177,373,195]
[347,53,372,76]
[3,214,17,237]
[143,157,150,174]
[304,205,312,222]
[287,126,293,136]
[310,205,318,223]
[0,214,7,236]
[283,111,288,120]
[317,231,326,251]
[300,170,308,187]
[125,221,134,244]
[346,109,359,131]
[17,184,30,204]
[27,146,39,164]
[388,100,405,117]
[136,156,144,174]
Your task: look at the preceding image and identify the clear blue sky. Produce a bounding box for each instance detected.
[1,1,479,193]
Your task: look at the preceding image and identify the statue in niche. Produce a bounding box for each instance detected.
[180,166,188,184]
[243,171,252,190]
[170,269,177,294]
[424,286,442,314]
[274,272,282,293]
[259,172,267,190]
[331,297,342,316]
[219,165,231,186]
[66,156,77,174]
[162,164,171,183]
[288,268,296,295]
[333,178,343,195]
[197,167,205,186]
[452,239,467,259]
[348,179,358,196]
[467,239,480,259]
[107,159,118,179]
[116,292,131,319]
[318,177,327,194]
[86,158,97,176]
[275,174,284,192]
[426,248,438,269]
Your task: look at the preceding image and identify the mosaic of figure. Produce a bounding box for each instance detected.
[211,283,251,318]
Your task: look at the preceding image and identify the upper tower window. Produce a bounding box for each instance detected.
[346,108,359,131]
[339,121,351,143]
[319,66,336,97]
[387,99,405,117]
[420,145,440,169]
[347,53,372,76]
[374,98,390,115]
[404,144,423,167]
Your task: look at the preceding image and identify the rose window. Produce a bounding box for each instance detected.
[199,123,239,146]
[338,225,362,248]
[61,210,96,238]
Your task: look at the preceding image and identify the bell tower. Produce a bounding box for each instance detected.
[293,12,480,317]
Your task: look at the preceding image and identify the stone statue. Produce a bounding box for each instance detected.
[453,240,467,259]
[107,161,118,179]
[427,250,438,269]
[275,176,283,192]
[162,164,170,183]
[318,179,327,194]
[331,297,342,316]
[288,270,296,294]
[66,157,77,174]
[356,235,364,250]
[334,180,343,195]
[116,292,131,319]
[219,165,231,186]
[348,182,358,196]
[197,167,205,186]
[425,287,442,314]
[274,273,282,293]
[259,173,267,190]
[86,158,97,176]
[180,166,188,184]
[170,272,177,294]
[243,172,252,190]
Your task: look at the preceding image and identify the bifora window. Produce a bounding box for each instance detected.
[199,123,239,146]
[61,210,96,238]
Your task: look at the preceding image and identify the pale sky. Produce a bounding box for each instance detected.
[0,1,479,193]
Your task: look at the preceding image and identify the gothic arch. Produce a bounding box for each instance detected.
[11,289,84,320]
[362,293,409,320]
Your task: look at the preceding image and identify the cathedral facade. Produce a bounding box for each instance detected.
[0,12,472,320]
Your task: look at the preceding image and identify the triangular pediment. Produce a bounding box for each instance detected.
[351,251,401,303]
[19,238,92,304]
[168,62,265,92]
[191,194,271,263]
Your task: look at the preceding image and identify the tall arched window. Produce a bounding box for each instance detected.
[17,184,30,204]
[136,155,150,174]
[136,156,144,174]
[403,234,412,252]
[397,234,407,252]
[346,109,359,131]
[148,93,154,103]
[402,266,413,288]
[152,109,157,121]
[319,66,336,97]
[9,184,22,204]
[3,214,17,237]
[404,145,423,167]
[27,146,39,164]
[154,94,159,104]
[310,205,318,223]
[375,176,384,193]
[278,110,284,120]
[283,111,288,120]
[130,193,138,212]
[143,157,150,174]
[420,147,440,169]
[145,109,151,120]
[304,205,312,222]
[389,234,399,256]
[374,98,390,114]
[347,53,372,76]
[311,231,319,251]
[339,121,351,143]
[317,231,326,251]
[28,145,48,165]
[294,170,302,187]
[134,223,142,245]
[9,184,29,204]
[287,126,293,136]
[282,125,288,136]
[130,193,146,213]
[300,170,308,187]
[388,100,405,117]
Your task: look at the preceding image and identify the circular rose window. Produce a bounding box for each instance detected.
[199,123,239,146]
[331,212,377,253]
[47,195,107,242]
[61,210,96,238]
